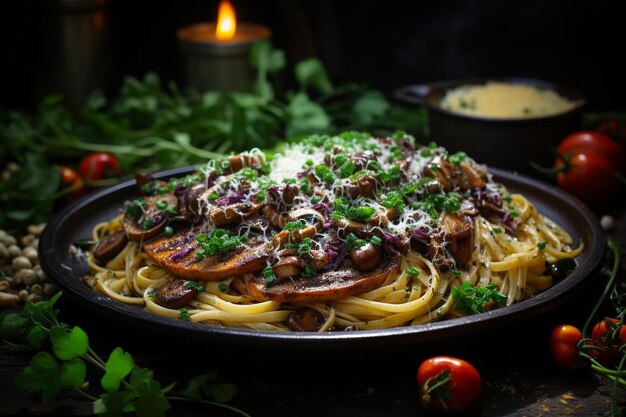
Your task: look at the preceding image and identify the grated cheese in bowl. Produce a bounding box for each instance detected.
[439,82,575,119]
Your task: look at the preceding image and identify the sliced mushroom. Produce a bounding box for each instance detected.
[225,152,265,174]
[93,229,129,263]
[337,175,377,199]
[143,229,271,280]
[263,205,288,228]
[348,150,378,171]
[304,250,329,270]
[154,279,198,309]
[286,308,326,332]
[247,252,400,302]
[208,203,261,227]
[273,208,325,247]
[184,183,206,216]
[459,162,487,189]
[427,213,474,269]
[350,243,382,272]
[123,193,179,242]
[272,256,304,279]
[287,208,325,229]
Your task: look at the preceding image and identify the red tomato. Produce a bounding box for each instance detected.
[557,131,626,171]
[417,356,481,413]
[590,318,626,366]
[78,152,121,182]
[554,153,619,204]
[550,324,582,370]
[58,165,85,200]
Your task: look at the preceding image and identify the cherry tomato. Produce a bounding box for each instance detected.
[417,356,481,413]
[554,153,619,204]
[550,324,582,370]
[590,318,626,366]
[58,165,85,200]
[78,152,121,182]
[557,130,626,171]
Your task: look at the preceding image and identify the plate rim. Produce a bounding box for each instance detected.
[38,166,606,349]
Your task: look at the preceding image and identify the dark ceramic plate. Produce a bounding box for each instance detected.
[39,166,605,353]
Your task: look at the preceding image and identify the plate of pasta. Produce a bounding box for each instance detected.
[39,132,605,351]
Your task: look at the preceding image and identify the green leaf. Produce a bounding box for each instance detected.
[101,347,135,392]
[50,326,89,360]
[295,58,333,95]
[351,90,390,125]
[130,368,170,417]
[59,358,87,389]
[285,93,331,138]
[249,40,286,73]
[93,391,137,417]
[178,371,218,400]
[15,352,62,403]
[25,325,48,347]
[0,312,30,341]
[204,382,237,403]
[253,79,274,102]
[21,292,62,328]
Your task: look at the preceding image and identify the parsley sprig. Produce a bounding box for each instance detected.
[0,293,250,417]
[451,281,507,315]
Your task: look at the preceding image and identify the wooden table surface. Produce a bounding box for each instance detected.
[1,189,624,417]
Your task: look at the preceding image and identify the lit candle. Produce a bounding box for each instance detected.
[177,0,271,92]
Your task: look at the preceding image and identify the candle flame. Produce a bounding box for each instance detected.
[216,0,236,40]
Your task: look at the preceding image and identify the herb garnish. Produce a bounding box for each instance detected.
[451,282,507,315]
[196,229,246,259]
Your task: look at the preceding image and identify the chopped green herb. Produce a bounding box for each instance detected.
[537,241,547,250]
[332,198,376,222]
[125,199,145,217]
[179,308,191,321]
[263,266,277,286]
[163,206,177,216]
[451,268,462,276]
[370,236,382,246]
[310,195,322,204]
[451,282,506,315]
[302,264,317,278]
[345,233,366,251]
[185,281,203,291]
[379,165,401,183]
[284,220,306,232]
[237,168,258,180]
[196,229,246,259]
[155,200,168,210]
[380,191,405,215]
[300,178,312,195]
[259,164,271,175]
[407,266,420,277]
[420,149,432,157]
[314,165,335,184]
[492,227,503,234]
[207,192,220,202]
[282,178,296,184]
[217,283,229,292]
[333,154,347,166]
[448,151,467,166]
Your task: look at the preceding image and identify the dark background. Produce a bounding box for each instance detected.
[1,0,624,111]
